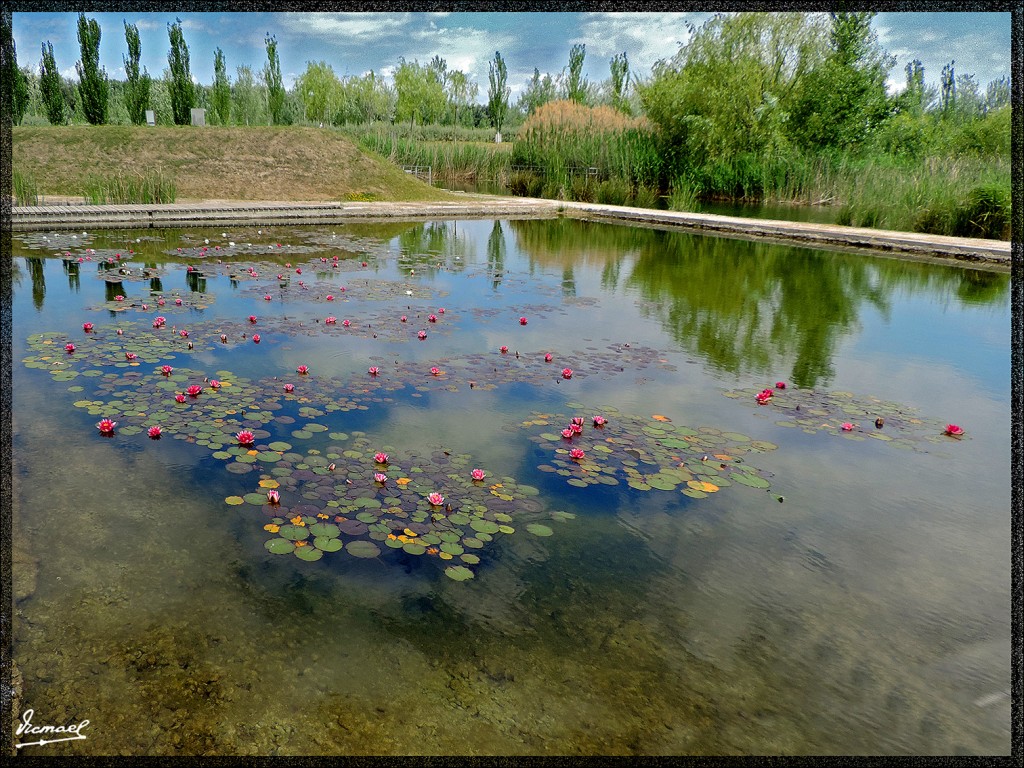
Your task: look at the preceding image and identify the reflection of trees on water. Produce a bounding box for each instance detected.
[62,259,80,292]
[396,221,473,275]
[26,258,45,311]
[486,220,505,291]
[510,220,1009,390]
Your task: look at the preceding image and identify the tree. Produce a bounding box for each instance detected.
[519,68,558,115]
[984,75,1010,113]
[787,12,894,151]
[123,21,150,125]
[609,52,630,114]
[295,60,340,124]
[486,50,510,135]
[167,19,194,125]
[940,60,956,115]
[75,13,108,124]
[394,58,446,127]
[232,64,263,126]
[564,43,588,104]
[445,68,477,127]
[212,48,231,125]
[263,34,285,125]
[40,41,66,124]
[2,15,30,124]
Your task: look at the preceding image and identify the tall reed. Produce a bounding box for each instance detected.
[13,170,40,206]
[81,171,177,204]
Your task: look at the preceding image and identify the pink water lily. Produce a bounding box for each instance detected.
[83,322,94,332]
[841,422,854,431]
[519,316,528,325]
[328,463,336,471]
[295,267,302,274]
[220,334,228,342]
[400,315,408,322]
[97,418,117,434]
[325,316,337,324]
[186,384,202,397]
[500,345,509,354]
[141,303,149,310]
[179,330,189,337]
[117,329,124,335]
[276,274,284,280]
[361,261,368,267]
[438,308,446,314]
[252,334,261,343]
[284,383,294,392]
[236,430,255,446]
[471,468,486,481]
[570,423,583,435]
[125,352,137,360]
[155,316,166,326]
[147,426,162,439]
[157,298,166,306]
[326,295,334,301]
[430,366,441,376]
[368,367,380,376]
[174,298,182,305]
[944,424,965,437]
[152,319,163,328]
[65,343,75,353]
[569,448,586,460]
[756,389,773,405]
[561,428,575,439]
[161,365,173,375]
[174,393,186,403]
[593,415,608,427]
[264,294,272,301]
[374,473,388,484]
[115,295,125,302]
[427,492,445,506]
[297,365,309,374]
[428,314,438,323]
[776,381,787,389]
[417,330,427,340]
[374,452,389,464]
[561,368,573,379]
[266,489,281,504]
[571,417,584,426]
[209,379,221,388]
[248,315,258,323]
[545,353,553,362]
[342,319,351,327]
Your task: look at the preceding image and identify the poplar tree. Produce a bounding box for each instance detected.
[75,13,108,124]
[40,41,66,125]
[167,19,194,125]
[2,15,30,124]
[212,48,231,125]
[263,34,285,125]
[565,43,588,104]
[123,20,151,125]
[486,50,510,135]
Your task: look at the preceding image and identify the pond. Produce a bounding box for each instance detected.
[9,217,1011,756]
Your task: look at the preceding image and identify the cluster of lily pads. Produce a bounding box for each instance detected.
[723,384,967,449]
[519,405,779,500]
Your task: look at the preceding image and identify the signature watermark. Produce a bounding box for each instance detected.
[15,709,90,749]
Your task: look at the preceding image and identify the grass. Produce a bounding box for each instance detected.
[82,171,176,205]
[356,131,513,181]
[13,170,40,206]
[12,125,453,203]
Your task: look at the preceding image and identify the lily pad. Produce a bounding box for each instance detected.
[444,565,475,581]
[295,545,324,561]
[346,540,380,558]
[265,538,295,555]
[526,523,553,537]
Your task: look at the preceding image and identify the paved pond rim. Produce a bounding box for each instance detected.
[10,194,1012,272]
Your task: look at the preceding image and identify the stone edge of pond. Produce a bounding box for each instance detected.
[10,196,1011,269]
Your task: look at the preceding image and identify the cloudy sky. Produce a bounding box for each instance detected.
[11,11,1013,101]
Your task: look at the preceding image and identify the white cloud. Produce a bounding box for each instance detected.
[280,12,412,40]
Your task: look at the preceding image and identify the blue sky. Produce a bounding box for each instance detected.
[11,11,1012,101]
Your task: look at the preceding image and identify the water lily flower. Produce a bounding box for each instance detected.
[776,381,787,389]
[500,346,509,354]
[944,424,965,437]
[342,319,351,327]
[284,383,294,392]
[116,329,124,335]
[155,316,166,326]
[125,352,137,360]
[326,295,334,301]
[266,489,280,504]
[97,418,117,434]
[570,423,583,435]
[209,379,221,388]
[295,267,302,274]
[186,384,202,397]
[428,314,438,323]
[374,473,388,484]
[187,341,193,349]
[374,452,389,464]
[471,468,486,481]
[417,330,427,340]
[438,308,446,314]
[157,298,166,306]
[83,322,94,332]
[562,368,573,379]
[174,298,182,306]
[147,426,162,439]
[569,448,585,460]
[571,417,584,426]
[220,334,228,342]
[593,415,608,427]
[297,365,309,374]
[264,295,272,301]
[428,492,445,506]
[180,330,189,337]
[519,316,528,325]
[545,353,553,362]
[326,316,337,324]
[252,334,261,343]
[115,295,125,302]
[174,394,186,403]
[248,315,258,323]
[368,367,380,376]
[430,366,441,376]
[400,315,408,322]
[152,319,162,328]
[841,422,854,431]
[277,274,284,280]
[141,303,149,310]
[328,463,336,471]
[236,430,255,446]
[561,428,575,439]
[756,390,773,405]
[161,365,173,375]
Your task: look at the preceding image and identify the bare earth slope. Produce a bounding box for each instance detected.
[12,125,452,203]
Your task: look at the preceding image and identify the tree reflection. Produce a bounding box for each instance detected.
[396,221,473,275]
[26,258,46,311]
[486,220,505,291]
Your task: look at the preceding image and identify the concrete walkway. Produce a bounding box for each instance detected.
[10,195,1011,269]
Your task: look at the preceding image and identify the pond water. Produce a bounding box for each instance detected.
[9,218,1011,756]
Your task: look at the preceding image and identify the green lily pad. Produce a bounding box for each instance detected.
[267,441,292,451]
[295,545,324,561]
[346,540,380,558]
[244,492,269,505]
[225,496,245,505]
[526,523,553,537]
[444,565,475,581]
[470,519,500,534]
[314,537,343,552]
[265,538,295,554]
[460,553,480,565]
[309,523,340,538]
[439,541,464,556]
[403,543,426,555]
[731,473,771,489]
[278,524,310,541]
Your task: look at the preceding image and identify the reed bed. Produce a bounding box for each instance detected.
[13,170,40,206]
[81,171,177,205]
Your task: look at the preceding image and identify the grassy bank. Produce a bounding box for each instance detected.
[12,125,453,203]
